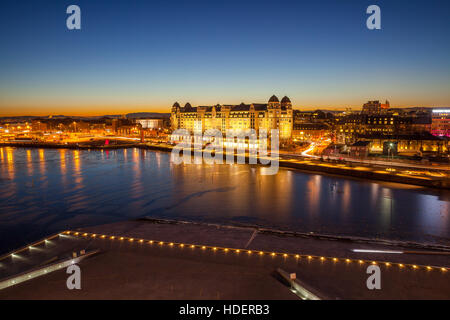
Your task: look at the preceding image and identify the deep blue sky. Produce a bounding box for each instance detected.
[0,0,449,115]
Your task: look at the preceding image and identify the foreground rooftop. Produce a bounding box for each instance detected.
[0,219,448,299]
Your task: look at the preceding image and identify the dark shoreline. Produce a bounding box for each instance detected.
[1,142,449,190]
[136,217,450,251]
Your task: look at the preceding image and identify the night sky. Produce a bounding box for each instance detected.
[1,0,449,115]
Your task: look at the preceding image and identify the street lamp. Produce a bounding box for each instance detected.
[386,142,395,169]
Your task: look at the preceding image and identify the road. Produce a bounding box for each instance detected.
[291,142,450,172]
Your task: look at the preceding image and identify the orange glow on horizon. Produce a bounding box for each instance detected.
[1,98,447,117]
[0,105,170,117]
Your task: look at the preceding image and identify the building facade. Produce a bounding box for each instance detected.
[431,109,450,137]
[335,113,432,144]
[358,134,448,155]
[361,100,390,114]
[292,123,330,142]
[135,119,164,130]
[170,95,293,141]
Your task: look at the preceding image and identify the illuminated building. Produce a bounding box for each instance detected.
[336,113,432,144]
[364,115,396,134]
[112,119,119,133]
[358,134,448,155]
[361,100,390,115]
[31,120,48,132]
[349,141,371,158]
[291,110,334,142]
[170,95,293,141]
[431,109,450,137]
[135,119,164,130]
[292,123,330,142]
[111,118,138,135]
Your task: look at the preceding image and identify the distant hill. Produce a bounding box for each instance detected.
[0,116,37,121]
[0,112,171,121]
[125,112,170,119]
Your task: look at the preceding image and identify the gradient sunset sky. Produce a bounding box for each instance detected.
[1,0,449,116]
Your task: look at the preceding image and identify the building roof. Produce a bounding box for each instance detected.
[253,103,268,111]
[281,96,291,104]
[231,103,251,111]
[177,103,269,113]
[268,95,279,103]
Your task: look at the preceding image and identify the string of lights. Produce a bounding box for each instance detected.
[0,233,61,263]
[64,231,449,273]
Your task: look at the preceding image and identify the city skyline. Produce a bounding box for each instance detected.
[0,96,446,118]
[1,0,450,116]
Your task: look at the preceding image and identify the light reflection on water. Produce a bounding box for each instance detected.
[0,147,449,254]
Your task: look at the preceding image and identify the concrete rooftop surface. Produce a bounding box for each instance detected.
[0,219,449,300]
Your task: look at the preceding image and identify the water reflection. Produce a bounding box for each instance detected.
[59,149,67,186]
[26,150,33,176]
[306,175,321,215]
[341,181,351,214]
[6,147,15,179]
[0,147,449,254]
[60,150,66,173]
[38,149,45,175]
[73,150,82,187]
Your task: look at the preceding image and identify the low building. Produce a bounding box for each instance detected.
[31,120,48,132]
[349,141,371,158]
[135,119,164,130]
[292,123,330,142]
[358,133,449,155]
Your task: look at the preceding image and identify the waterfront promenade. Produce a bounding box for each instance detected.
[1,141,449,189]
